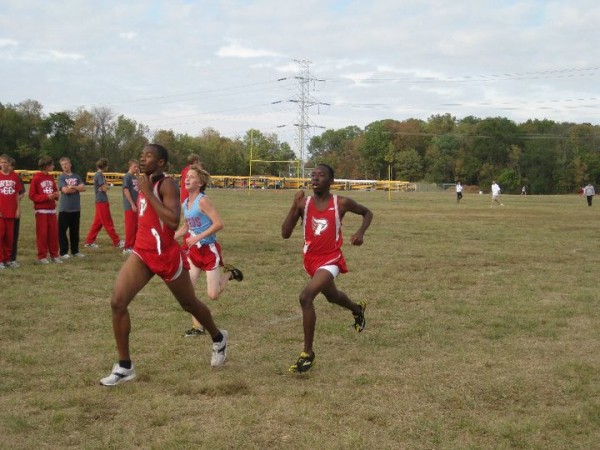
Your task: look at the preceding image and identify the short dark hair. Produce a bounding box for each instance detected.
[145,144,169,164]
[96,158,109,170]
[316,163,335,180]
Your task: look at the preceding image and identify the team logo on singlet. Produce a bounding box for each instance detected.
[139,197,148,217]
[312,217,328,236]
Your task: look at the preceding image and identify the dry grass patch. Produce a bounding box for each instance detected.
[1,189,600,448]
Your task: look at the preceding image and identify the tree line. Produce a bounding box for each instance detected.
[0,100,295,179]
[2,100,600,193]
[309,114,600,194]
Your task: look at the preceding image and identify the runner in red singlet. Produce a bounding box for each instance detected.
[282,164,373,373]
[100,144,228,386]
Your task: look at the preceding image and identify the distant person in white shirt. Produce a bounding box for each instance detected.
[455,181,463,204]
[583,183,595,207]
[491,181,503,207]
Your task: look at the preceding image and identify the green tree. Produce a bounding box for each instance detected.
[424,135,460,182]
[359,120,396,178]
[72,108,101,171]
[308,126,364,178]
[0,100,44,167]
[497,168,520,193]
[395,148,423,181]
[472,117,522,168]
[91,107,116,160]
[520,140,560,194]
[40,111,76,163]
[112,115,149,171]
[243,129,294,176]
[518,119,565,193]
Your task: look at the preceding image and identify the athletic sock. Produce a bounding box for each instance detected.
[212,332,224,343]
[119,360,132,369]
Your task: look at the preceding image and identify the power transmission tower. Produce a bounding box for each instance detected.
[291,59,328,179]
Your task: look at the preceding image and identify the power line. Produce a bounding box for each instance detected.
[324,66,600,84]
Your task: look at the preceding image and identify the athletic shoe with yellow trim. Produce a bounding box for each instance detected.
[353,301,367,333]
[289,351,315,373]
[183,327,205,337]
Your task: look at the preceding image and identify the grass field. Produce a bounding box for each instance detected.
[1,188,600,449]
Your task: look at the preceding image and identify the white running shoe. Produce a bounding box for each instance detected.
[99,363,136,386]
[60,254,71,260]
[211,330,228,367]
[115,240,125,248]
[7,261,20,268]
[85,243,99,249]
[38,258,50,265]
[74,253,85,258]
[52,257,63,264]
[0,263,5,270]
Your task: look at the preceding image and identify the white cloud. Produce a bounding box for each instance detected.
[0,38,19,47]
[20,49,84,62]
[119,32,137,41]
[275,62,299,73]
[340,72,376,86]
[216,41,281,58]
[1,0,599,140]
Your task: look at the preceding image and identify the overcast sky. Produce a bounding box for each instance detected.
[1,0,599,151]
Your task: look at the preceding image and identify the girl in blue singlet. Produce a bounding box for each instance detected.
[174,165,243,336]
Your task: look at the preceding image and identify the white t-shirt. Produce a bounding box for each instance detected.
[491,183,501,196]
[456,184,463,193]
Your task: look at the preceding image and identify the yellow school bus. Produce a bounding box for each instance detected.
[85,172,125,186]
[15,170,62,183]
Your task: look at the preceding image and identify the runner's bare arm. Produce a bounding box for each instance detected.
[138,174,181,230]
[282,190,305,239]
[339,196,373,246]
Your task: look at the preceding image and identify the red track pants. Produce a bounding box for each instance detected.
[35,212,59,260]
[85,202,120,246]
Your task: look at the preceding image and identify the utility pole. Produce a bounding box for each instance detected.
[291,59,328,180]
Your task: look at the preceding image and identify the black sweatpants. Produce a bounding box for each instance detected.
[58,211,81,256]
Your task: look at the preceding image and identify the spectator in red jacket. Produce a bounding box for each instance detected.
[29,156,62,264]
[0,154,22,269]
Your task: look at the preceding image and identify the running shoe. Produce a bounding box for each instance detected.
[7,261,20,268]
[52,257,64,264]
[85,243,99,249]
[38,258,50,265]
[223,264,243,282]
[99,363,136,386]
[74,253,85,258]
[0,263,5,270]
[115,240,125,248]
[60,254,71,260]
[183,327,205,337]
[289,351,315,373]
[353,301,367,333]
[211,330,228,367]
